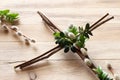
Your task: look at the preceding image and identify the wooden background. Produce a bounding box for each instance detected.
[0,0,120,80]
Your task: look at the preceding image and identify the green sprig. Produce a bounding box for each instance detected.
[93,66,113,80]
[53,23,93,53]
[0,9,19,23]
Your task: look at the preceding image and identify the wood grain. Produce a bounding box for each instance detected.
[0,0,120,80]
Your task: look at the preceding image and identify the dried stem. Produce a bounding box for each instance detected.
[14,45,62,69]
[37,11,61,32]
[90,13,109,28]
[90,16,114,31]
[20,47,62,69]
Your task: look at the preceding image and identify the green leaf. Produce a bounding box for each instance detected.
[68,25,78,35]
[79,27,84,34]
[85,23,90,30]
[94,66,113,80]
[88,31,93,36]
[64,46,69,53]
[59,39,66,47]
[53,32,60,37]
[6,13,19,21]
[84,33,89,38]
[7,13,19,18]
[102,73,108,80]
[5,14,19,23]
[64,40,69,45]
[55,40,59,44]
[3,9,10,15]
[55,38,63,44]
[76,41,84,48]
[97,66,103,74]
[0,9,19,23]
[0,9,10,16]
[71,46,77,52]
[80,35,85,43]
[60,32,65,37]
[55,36,60,39]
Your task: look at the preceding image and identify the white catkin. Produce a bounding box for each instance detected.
[63,30,68,36]
[25,38,29,42]
[11,26,19,31]
[84,58,92,67]
[24,38,30,45]
[73,43,78,49]
[16,31,22,36]
[80,48,87,56]
[31,39,36,43]
[2,24,8,30]
[68,32,75,39]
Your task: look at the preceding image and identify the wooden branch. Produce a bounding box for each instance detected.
[20,47,62,69]
[14,45,62,69]
[90,13,109,28]
[37,11,61,32]
[90,16,114,31]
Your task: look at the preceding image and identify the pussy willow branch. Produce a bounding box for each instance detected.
[76,49,96,68]
[15,12,114,72]
[0,18,35,44]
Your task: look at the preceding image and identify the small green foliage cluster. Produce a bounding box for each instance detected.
[53,23,93,53]
[93,67,113,80]
[0,9,19,23]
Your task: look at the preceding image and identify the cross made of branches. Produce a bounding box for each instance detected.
[15,11,114,80]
